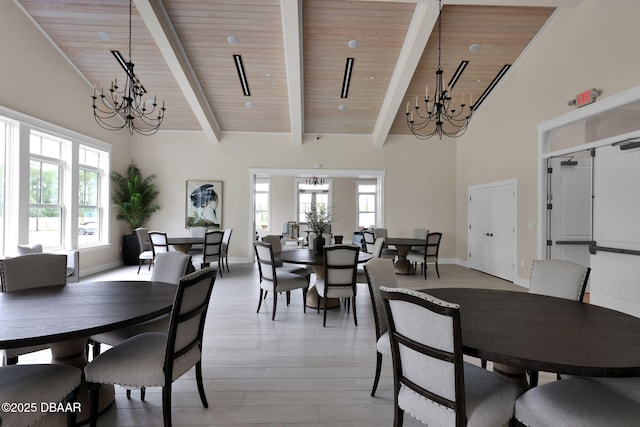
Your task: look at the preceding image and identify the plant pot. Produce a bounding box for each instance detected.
[313,237,326,255]
[122,234,140,266]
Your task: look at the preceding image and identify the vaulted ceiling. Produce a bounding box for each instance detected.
[16,0,573,145]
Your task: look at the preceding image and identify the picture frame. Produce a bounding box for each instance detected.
[185,180,222,229]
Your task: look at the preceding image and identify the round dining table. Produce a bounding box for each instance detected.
[0,280,177,423]
[423,288,640,378]
[277,248,371,308]
[384,237,426,274]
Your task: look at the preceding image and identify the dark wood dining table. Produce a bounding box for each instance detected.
[277,248,371,308]
[0,280,177,423]
[423,288,640,379]
[384,237,426,275]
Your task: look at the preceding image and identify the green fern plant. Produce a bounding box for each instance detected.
[111,161,160,234]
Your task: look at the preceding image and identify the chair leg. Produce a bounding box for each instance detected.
[88,383,100,427]
[435,261,440,278]
[286,291,291,306]
[126,389,131,399]
[217,258,223,277]
[92,341,102,359]
[162,383,173,427]
[323,301,328,327]
[140,386,146,401]
[302,288,307,313]
[6,356,18,365]
[481,359,487,369]
[272,291,278,321]
[423,262,427,280]
[257,289,264,313]
[394,406,404,427]
[66,387,79,427]
[196,360,209,408]
[529,370,539,387]
[352,295,357,326]
[137,260,142,274]
[371,351,383,396]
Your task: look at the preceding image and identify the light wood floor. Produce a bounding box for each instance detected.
[25,261,546,426]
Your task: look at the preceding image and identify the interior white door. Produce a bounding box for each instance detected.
[590,144,640,316]
[548,156,591,269]
[468,181,516,281]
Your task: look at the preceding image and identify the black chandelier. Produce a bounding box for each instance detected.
[306,176,325,186]
[91,0,165,136]
[406,0,473,140]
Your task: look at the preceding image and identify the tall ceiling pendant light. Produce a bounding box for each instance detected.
[91,0,165,136]
[406,0,473,140]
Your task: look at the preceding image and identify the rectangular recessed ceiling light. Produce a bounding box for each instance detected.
[341,57,355,99]
[233,54,251,96]
[447,60,469,89]
[111,50,146,93]
[472,64,511,111]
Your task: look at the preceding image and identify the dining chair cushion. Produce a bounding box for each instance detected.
[0,364,81,426]
[515,377,640,426]
[376,331,391,356]
[398,361,521,427]
[86,332,201,387]
[262,270,310,292]
[582,376,640,402]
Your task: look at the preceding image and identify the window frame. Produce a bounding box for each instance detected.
[255,178,271,231]
[357,180,378,229]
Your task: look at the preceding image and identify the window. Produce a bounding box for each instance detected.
[0,106,111,254]
[255,179,270,230]
[357,181,377,228]
[78,145,104,245]
[29,131,63,247]
[298,181,330,227]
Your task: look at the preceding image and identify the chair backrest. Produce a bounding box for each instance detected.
[364,258,398,339]
[203,230,224,259]
[165,267,216,381]
[189,226,207,250]
[425,232,442,259]
[135,228,152,253]
[254,241,277,283]
[380,286,466,427]
[222,227,233,253]
[323,245,359,289]
[529,259,591,302]
[0,253,68,292]
[149,231,170,255]
[152,252,192,285]
[373,228,388,240]
[16,244,43,255]
[412,228,429,251]
[261,235,282,254]
[362,230,375,253]
[371,237,385,258]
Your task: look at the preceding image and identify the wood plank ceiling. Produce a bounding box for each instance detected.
[16,0,561,145]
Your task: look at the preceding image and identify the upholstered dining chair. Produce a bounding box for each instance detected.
[187,226,207,263]
[0,253,67,365]
[489,259,591,384]
[220,227,233,272]
[362,230,376,254]
[364,258,397,396]
[407,232,442,279]
[515,377,640,426]
[316,245,360,327]
[253,241,310,321]
[149,231,171,256]
[90,252,192,364]
[85,267,217,427]
[202,230,225,275]
[0,364,82,427]
[136,227,154,273]
[380,287,521,427]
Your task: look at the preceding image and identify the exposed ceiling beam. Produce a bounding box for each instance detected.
[281,0,304,145]
[134,0,221,144]
[372,2,437,146]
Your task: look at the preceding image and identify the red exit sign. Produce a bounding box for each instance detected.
[568,88,601,108]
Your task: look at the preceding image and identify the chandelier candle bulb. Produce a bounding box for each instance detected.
[406,101,410,114]
[426,85,429,97]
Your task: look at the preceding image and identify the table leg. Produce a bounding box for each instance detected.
[304,265,340,309]
[393,245,415,275]
[50,338,115,424]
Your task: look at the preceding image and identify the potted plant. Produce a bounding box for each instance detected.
[111,161,160,264]
[305,203,334,254]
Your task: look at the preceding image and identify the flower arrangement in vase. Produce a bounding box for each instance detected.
[305,203,334,253]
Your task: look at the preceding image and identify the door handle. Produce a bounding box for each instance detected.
[485,233,493,237]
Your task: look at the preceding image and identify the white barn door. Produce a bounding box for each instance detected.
[468,181,516,281]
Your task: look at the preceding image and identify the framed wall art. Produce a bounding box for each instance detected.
[185,180,222,229]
